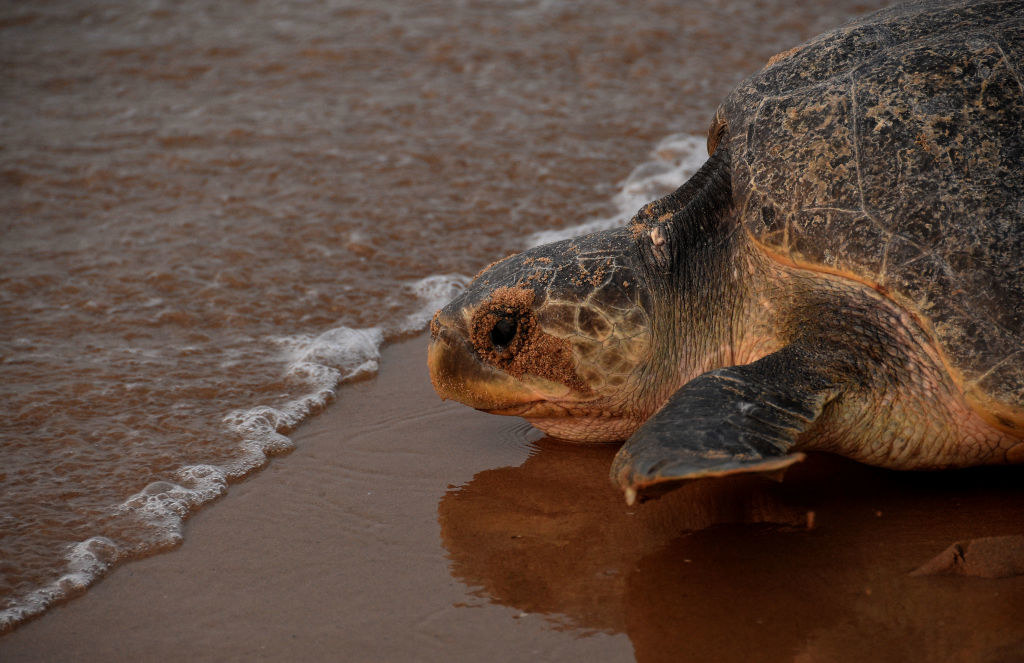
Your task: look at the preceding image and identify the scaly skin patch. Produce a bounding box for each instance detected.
[535,292,650,398]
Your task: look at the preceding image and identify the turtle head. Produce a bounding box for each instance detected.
[428,227,672,442]
[429,150,736,443]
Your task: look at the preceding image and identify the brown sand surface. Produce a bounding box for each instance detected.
[3,334,1024,662]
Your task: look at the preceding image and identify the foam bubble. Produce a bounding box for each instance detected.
[0,536,120,631]
[527,133,707,246]
[0,462,237,633]
[397,274,471,333]
[288,326,385,386]
[217,277,464,486]
[117,465,229,547]
[2,280,462,632]
[218,325,385,477]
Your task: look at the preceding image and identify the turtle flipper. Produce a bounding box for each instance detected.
[611,345,840,504]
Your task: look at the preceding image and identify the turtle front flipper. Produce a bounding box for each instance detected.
[611,345,840,504]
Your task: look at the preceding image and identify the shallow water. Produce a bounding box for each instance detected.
[2,0,894,631]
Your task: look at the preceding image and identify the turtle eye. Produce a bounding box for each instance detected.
[489,316,518,349]
[469,287,534,364]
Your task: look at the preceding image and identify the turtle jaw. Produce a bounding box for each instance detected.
[428,315,641,441]
[428,328,542,412]
[429,334,643,442]
[520,413,643,443]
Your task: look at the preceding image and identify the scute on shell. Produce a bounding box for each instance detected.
[719,0,1024,411]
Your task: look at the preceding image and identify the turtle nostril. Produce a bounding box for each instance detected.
[489,316,518,349]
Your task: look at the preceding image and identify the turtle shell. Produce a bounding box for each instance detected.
[716,0,1024,412]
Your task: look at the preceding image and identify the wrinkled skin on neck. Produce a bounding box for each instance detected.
[428,201,746,442]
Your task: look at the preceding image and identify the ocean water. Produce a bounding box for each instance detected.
[0,0,887,631]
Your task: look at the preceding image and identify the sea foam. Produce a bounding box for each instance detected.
[118,280,462,558]
[0,276,467,633]
[397,274,472,333]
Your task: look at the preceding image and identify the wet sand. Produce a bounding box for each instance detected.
[2,335,1023,662]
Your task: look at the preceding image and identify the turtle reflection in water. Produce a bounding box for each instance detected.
[428,0,1024,504]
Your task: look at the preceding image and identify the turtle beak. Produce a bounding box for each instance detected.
[428,311,538,411]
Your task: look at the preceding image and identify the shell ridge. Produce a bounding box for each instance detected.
[751,63,877,101]
[801,206,864,214]
[846,72,879,227]
[848,70,953,255]
[876,231,897,282]
[740,96,770,163]
[970,350,1024,390]
[992,38,1024,99]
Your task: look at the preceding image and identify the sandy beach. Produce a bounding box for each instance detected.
[2,334,1023,662]
[0,336,630,661]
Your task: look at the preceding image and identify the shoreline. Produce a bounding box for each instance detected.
[3,333,1023,662]
[0,334,632,662]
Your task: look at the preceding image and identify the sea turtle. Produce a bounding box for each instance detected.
[428,0,1024,504]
